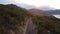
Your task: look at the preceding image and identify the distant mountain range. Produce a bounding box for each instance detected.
[29,8,60,15]
[3,4,60,19]
[29,8,60,18]
[16,4,60,15]
[6,4,60,18]
[45,9,60,15]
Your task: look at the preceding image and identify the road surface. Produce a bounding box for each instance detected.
[24,17,35,34]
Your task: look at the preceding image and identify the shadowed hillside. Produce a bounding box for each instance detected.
[0,4,31,34]
[0,4,60,34]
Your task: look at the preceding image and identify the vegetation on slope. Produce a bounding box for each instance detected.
[32,16,60,34]
[0,4,60,34]
[0,4,31,34]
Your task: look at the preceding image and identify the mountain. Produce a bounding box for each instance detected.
[29,8,46,16]
[0,4,60,34]
[29,8,55,17]
[29,8,60,19]
[46,9,60,15]
[39,6,60,15]
[46,9,60,19]
[7,4,60,15]
[6,4,21,9]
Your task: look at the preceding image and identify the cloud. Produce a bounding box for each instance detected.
[14,0,60,9]
[0,0,60,9]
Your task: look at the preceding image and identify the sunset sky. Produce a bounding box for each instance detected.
[0,0,60,9]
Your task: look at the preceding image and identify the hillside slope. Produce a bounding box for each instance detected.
[0,4,60,34]
[0,4,31,34]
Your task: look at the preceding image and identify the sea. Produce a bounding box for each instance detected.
[53,15,60,19]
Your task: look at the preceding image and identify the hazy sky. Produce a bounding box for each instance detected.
[0,0,60,9]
